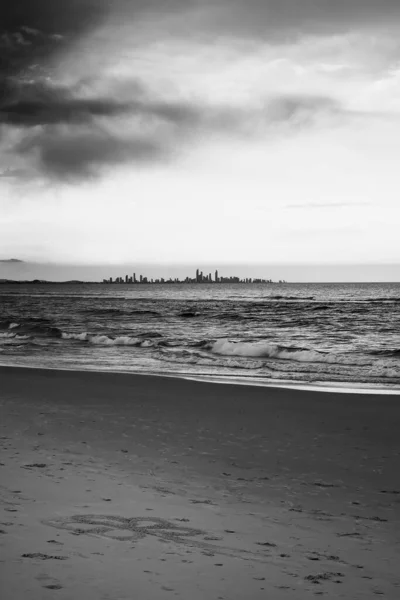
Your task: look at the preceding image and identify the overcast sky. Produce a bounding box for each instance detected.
[1,1,400,277]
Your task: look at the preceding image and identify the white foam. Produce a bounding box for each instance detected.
[211,339,369,366]
[62,331,154,347]
[140,339,154,348]
[9,323,20,329]
[0,332,29,341]
[89,335,141,346]
[62,332,89,341]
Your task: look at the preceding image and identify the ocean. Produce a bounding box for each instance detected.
[0,282,399,392]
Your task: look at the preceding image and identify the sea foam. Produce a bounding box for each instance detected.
[210,339,369,366]
[61,332,150,346]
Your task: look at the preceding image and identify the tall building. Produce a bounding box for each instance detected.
[196,269,199,283]
[215,270,219,283]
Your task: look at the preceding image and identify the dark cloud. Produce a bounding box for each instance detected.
[0,0,108,77]
[2,1,398,97]
[15,126,167,181]
[0,80,351,181]
[2,1,393,183]
[2,1,400,78]
[0,80,135,126]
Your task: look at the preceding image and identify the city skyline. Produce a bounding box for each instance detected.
[1,260,399,283]
[103,268,280,284]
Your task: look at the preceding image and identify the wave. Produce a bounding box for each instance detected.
[129,310,161,316]
[1,319,62,338]
[26,324,62,338]
[0,320,21,330]
[0,332,30,340]
[369,349,400,358]
[269,295,315,300]
[367,297,400,303]
[217,312,247,321]
[210,339,370,366]
[83,308,160,316]
[61,332,89,341]
[61,332,155,347]
[90,335,143,346]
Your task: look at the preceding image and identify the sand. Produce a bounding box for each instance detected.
[0,366,399,599]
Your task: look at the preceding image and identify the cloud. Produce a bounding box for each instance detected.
[2,1,398,183]
[0,80,135,126]
[203,1,400,40]
[15,126,167,181]
[0,1,106,80]
[0,167,32,179]
[3,2,400,79]
[1,80,350,181]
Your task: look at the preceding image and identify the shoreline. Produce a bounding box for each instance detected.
[1,361,399,395]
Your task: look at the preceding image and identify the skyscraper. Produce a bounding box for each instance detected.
[215,270,219,283]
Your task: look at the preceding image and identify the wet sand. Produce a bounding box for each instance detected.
[0,366,399,598]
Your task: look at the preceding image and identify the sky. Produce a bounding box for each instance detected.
[1,1,400,280]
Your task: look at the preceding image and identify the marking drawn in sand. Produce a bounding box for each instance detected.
[42,514,268,563]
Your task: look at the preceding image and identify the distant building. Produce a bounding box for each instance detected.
[103,267,279,285]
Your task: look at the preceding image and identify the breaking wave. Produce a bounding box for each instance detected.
[210,339,370,366]
[0,332,30,340]
[61,332,155,347]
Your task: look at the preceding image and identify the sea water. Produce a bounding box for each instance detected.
[1,282,399,392]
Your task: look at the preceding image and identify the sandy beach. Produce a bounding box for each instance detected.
[0,366,399,599]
